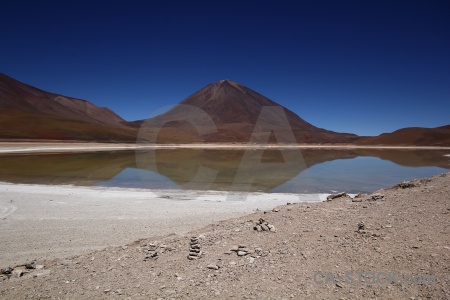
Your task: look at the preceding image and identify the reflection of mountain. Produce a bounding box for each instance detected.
[137,149,308,192]
[0,149,448,190]
[300,148,450,169]
[0,152,136,185]
[351,148,450,168]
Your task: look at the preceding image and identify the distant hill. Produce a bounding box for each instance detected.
[0,73,137,141]
[140,80,360,144]
[1,73,449,146]
[355,125,450,146]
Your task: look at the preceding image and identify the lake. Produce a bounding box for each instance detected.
[0,148,448,193]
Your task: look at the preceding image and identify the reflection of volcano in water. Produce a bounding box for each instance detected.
[137,149,308,192]
[137,148,450,192]
[0,149,448,192]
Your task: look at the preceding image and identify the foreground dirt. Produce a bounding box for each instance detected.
[1,173,449,299]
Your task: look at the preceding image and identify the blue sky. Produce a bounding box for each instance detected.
[1,0,449,136]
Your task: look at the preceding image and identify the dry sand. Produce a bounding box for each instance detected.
[0,173,449,299]
[0,182,325,267]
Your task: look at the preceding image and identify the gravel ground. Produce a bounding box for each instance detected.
[1,172,449,299]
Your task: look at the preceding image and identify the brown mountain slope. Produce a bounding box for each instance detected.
[355,125,450,146]
[140,80,360,144]
[0,73,138,141]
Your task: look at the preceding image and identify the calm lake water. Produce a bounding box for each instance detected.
[0,149,448,193]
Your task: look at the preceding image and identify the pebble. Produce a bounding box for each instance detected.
[253,218,276,232]
[12,269,24,278]
[207,264,219,270]
[327,192,347,201]
[397,181,415,188]
[0,267,13,275]
[357,221,366,231]
[371,193,384,200]
[25,263,36,269]
[237,251,247,256]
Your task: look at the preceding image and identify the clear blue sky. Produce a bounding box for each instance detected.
[1,0,449,136]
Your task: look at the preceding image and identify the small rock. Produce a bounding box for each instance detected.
[254,225,263,232]
[371,193,384,200]
[327,192,347,201]
[145,252,159,260]
[237,251,247,256]
[397,181,415,189]
[1,267,13,275]
[230,245,239,251]
[261,224,270,231]
[357,221,366,232]
[272,208,280,212]
[248,257,255,264]
[11,269,24,278]
[207,264,219,270]
[25,263,36,270]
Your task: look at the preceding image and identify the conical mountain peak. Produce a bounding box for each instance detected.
[145,80,360,143]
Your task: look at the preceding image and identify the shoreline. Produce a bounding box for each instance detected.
[1,172,448,299]
[0,141,450,154]
[0,181,326,267]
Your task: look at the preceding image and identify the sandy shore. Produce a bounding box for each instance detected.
[0,173,449,299]
[1,141,450,154]
[0,182,325,267]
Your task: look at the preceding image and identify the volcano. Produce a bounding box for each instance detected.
[140,79,360,144]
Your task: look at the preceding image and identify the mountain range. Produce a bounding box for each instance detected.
[0,72,449,146]
[0,73,137,141]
